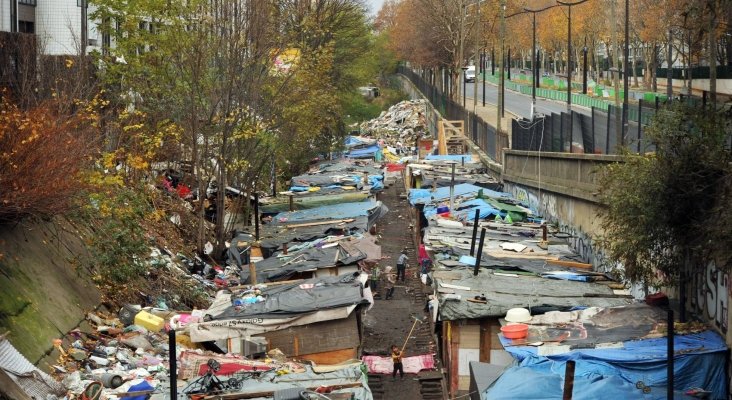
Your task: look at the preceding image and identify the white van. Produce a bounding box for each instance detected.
[465,66,476,82]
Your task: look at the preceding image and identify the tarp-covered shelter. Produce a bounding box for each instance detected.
[480,304,728,399]
[188,274,368,343]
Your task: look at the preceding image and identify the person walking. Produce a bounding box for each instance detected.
[396,249,409,282]
[383,266,396,300]
[390,345,404,381]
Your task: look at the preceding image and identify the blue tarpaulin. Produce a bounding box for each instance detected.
[408,183,511,206]
[450,199,501,221]
[424,154,472,162]
[487,330,727,399]
[346,144,380,159]
[274,201,381,223]
[344,136,364,147]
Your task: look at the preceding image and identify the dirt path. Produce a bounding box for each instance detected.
[361,176,444,400]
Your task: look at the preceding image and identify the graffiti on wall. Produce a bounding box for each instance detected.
[691,261,729,333]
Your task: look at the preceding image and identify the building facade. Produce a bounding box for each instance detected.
[1,0,103,55]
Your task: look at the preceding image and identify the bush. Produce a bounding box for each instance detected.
[0,93,101,221]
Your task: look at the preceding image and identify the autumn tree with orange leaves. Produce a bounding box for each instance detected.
[0,93,102,221]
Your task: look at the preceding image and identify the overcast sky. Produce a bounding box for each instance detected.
[366,0,385,15]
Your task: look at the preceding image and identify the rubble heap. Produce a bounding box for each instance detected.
[359,99,429,143]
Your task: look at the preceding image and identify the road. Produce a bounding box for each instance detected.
[463,78,591,118]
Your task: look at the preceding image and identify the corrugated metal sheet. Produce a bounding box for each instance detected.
[0,337,65,399]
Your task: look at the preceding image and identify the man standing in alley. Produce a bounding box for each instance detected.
[391,345,404,381]
[383,266,396,299]
[396,249,409,282]
[370,265,381,298]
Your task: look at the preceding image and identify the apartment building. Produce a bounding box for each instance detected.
[0,0,104,55]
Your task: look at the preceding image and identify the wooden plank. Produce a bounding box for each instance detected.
[546,260,593,269]
[479,320,491,363]
[298,347,357,366]
[449,321,460,398]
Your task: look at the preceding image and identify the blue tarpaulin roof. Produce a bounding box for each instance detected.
[274,201,383,223]
[486,330,727,400]
[424,154,472,162]
[346,144,380,158]
[408,183,510,206]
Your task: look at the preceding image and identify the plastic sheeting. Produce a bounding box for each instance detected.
[361,354,436,374]
[238,245,366,284]
[486,330,727,399]
[427,198,501,220]
[408,183,510,206]
[216,363,372,400]
[346,144,381,159]
[424,154,472,162]
[274,201,386,224]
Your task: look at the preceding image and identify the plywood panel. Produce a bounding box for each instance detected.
[459,324,480,349]
[299,348,357,365]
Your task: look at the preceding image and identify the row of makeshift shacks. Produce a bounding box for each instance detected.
[400,154,728,400]
[181,157,397,399]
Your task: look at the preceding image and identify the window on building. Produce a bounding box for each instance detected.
[18,20,34,33]
[19,0,37,6]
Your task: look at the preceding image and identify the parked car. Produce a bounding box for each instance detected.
[464,66,476,82]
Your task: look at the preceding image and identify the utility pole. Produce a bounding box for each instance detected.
[473,0,480,112]
[497,0,505,140]
[532,12,537,118]
[622,0,629,143]
[81,0,88,56]
[557,0,590,113]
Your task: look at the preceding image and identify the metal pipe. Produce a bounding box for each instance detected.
[470,209,480,256]
[168,330,178,400]
[473,228,486,276]
[254,192,260,241]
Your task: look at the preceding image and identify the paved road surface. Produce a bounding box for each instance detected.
[463,79,591,118]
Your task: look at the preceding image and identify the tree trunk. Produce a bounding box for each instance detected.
[708,0,718,104]
[652,44,658,92]
[667,29,673,99]
[632,46,638,87]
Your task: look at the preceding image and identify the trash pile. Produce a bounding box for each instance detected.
[48,303,373,399]
[359,99,429,142]
[51,308,181,399]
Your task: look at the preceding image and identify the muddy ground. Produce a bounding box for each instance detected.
[361,177,444,400]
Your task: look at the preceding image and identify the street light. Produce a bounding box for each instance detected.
[556,0,591,113]
[522,3,561,119]
[462,66,469,108]
[622,0,629,144]
[582,44,588,94]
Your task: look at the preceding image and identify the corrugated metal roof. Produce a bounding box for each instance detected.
[0,336,65,399]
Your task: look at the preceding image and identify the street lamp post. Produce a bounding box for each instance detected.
[582,44,588,94]
[462,66,469,108]
[482,50,486,106]
[622,0,629,143]
[557,0,591,113]
[522,4,561,119]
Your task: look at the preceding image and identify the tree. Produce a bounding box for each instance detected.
[0,92,101,221]
[597,103,732,318]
